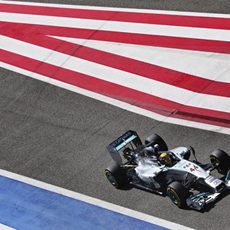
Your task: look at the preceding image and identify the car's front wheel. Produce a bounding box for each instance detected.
[105,164,128,189]
[167,181,189,208]
[210,149,230,174]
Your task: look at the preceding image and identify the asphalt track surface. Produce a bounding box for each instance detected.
[0,0,230,230]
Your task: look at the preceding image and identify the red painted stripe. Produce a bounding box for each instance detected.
[1,3,230,30]
[0,49,229,128]
[3,31,230,98]
[1,22,230,55]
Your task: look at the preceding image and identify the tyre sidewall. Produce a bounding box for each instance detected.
[167,182,189,208]
[145,134,168,151]
[105,164,127,188]
[210,149,230,174]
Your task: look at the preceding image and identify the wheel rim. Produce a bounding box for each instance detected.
[210,156,220,166]
[168,189,180,206]
[105,170,118,187]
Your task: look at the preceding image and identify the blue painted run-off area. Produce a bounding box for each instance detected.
[0,176,168,230]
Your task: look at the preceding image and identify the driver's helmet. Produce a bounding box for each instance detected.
[159,152,173,166]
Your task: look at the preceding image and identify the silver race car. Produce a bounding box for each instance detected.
[105,130,230,210]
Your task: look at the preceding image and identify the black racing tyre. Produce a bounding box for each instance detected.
[210,149,230,174]
[167,181,189,208]
[105,164,128,189]
[144,134,168,151]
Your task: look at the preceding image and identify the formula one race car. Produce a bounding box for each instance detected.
[105,130,230,210]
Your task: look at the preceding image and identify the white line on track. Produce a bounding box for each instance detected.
[1,12,230,42]
[0,2,227,229]
[0,35,229,113]
[1,62,229,135]
[52,36,230,83]
[1,0,230,18]
[0,223,15,230]
[0,169,194,230]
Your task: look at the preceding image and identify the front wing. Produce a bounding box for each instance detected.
[186,169,230,210]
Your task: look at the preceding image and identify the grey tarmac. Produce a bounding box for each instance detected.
[0,1,230,230]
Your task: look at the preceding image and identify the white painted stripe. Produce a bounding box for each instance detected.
[1,0,230,18]
[53,36,230,83]
[1,13,230,42]
[0,223,15,230]
[0,169,193,230]
[0,35,229,113]
[0,62,229,135]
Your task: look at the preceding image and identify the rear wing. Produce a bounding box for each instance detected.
[107,130,142,163]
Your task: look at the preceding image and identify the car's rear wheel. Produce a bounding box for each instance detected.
[167,181,189,208]
[105,164,128,189]
[144,134,168,151]
[210,149,230,174]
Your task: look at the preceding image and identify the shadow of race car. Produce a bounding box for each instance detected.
[105,130,230,210]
